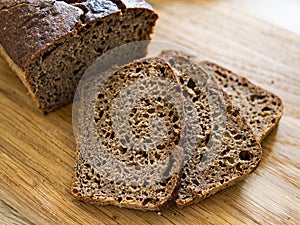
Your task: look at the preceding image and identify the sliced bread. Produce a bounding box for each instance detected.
[158,50,283,142]
[72,57,185,210]
[159,51,262,207]
[200,61,283,141]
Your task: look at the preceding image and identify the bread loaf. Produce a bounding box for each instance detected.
[0,0,158,113]
[72,57,185,210]
[159,51,262,207]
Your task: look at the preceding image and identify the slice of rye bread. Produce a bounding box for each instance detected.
[72,57,186,211]
[157,50,283,141]
[159,51,262,207]
[0,0,158,113]
[200,61,283,142]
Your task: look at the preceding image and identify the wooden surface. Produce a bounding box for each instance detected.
[1,0,300,224]
[231,0,300,36]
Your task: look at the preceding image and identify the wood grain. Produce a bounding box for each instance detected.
[0,0,300,224]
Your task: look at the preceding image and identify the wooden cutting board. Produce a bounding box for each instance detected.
[1,0,300,224]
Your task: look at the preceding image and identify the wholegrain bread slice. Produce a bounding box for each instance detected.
[158,50,283,141]
[72,57,185,210]
[200,61,283,141]
[159,51,262,207]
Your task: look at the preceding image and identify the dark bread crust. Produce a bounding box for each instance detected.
[0,0,51,10]
[0,0,158,113]
[0,0,157,70]
[0,0,84,70]
[110,0,153,10]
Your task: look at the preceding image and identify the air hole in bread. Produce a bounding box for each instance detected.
[187,78,196,90]
[262,106,272,112]
[239,151,253,161]
[192,96,199,102]
[159,67,165,74]
[179,77,184,84]
[215,70,227,78]
[234,134,242,140]
[226,157,234,164]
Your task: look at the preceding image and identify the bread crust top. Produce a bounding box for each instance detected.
[0,1,84,69]
[0,0,157,70]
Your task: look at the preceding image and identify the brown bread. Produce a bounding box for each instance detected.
[200,61,283,141]
[72,57,184,210]
[159,51,262,207]
[157,50,283,142]
[0,0,158,113]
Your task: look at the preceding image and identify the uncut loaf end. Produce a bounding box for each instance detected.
[0,0,158,113]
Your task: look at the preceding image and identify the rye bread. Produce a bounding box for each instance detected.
[0,0,158,113]
[159,51,262,207]
[200,61,283,141]
[72,57,185,210]
[158,50,283,142]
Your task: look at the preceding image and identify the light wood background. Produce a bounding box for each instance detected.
[1,0,300,224]
[231,0,300,36]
